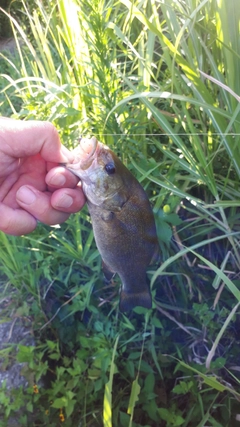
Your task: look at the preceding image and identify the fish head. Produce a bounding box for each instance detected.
[65,137,127,209]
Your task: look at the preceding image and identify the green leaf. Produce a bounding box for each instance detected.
[52,397,68,409]
[88,368,101,379]
[49,352,61,361]
[151,316,163,329]
[173,381,194,395]
[26,401,33,413]
[127,379,141,416]
[156,219,173,243]
[65,399,76,418]
[164,213,182,226]
[157,408,184,426]
[17,345,35,363]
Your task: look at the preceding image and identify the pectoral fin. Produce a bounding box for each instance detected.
[104,188,128,211]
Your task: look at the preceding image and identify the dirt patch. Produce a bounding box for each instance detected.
[0,319,35,389]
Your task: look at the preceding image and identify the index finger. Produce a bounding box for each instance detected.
[0,119,74,163]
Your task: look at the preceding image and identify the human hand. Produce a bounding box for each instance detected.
[0,118,85,235]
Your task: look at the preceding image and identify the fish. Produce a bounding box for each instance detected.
[65,137,159,311]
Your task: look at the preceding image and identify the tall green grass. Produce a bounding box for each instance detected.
[0,0,240,425]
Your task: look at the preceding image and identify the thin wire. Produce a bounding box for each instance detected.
[88,133,240,136]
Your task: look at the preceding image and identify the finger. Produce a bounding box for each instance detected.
[46,166,80,189]
[51,187,86,213]
[0,203,37,236]
[0,119,74,163]
[16,185,71,225]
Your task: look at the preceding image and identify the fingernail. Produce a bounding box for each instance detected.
[55,194,73,208]
[17,186,37,205]
[48,173,66,186]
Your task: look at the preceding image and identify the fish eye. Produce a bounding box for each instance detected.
[105,162,116,175]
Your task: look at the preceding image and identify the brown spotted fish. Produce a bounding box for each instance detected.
[65,137,159,311]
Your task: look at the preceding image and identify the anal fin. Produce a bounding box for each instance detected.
[102,260,115,283]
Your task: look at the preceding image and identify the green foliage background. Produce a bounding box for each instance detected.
[0,0,240,426]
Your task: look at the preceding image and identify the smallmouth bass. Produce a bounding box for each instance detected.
[65,137,159,311]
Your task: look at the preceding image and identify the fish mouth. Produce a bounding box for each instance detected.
[63,136,99,177]
[77,136,98,168]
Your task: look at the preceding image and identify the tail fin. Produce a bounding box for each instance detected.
[119,289,152,312]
